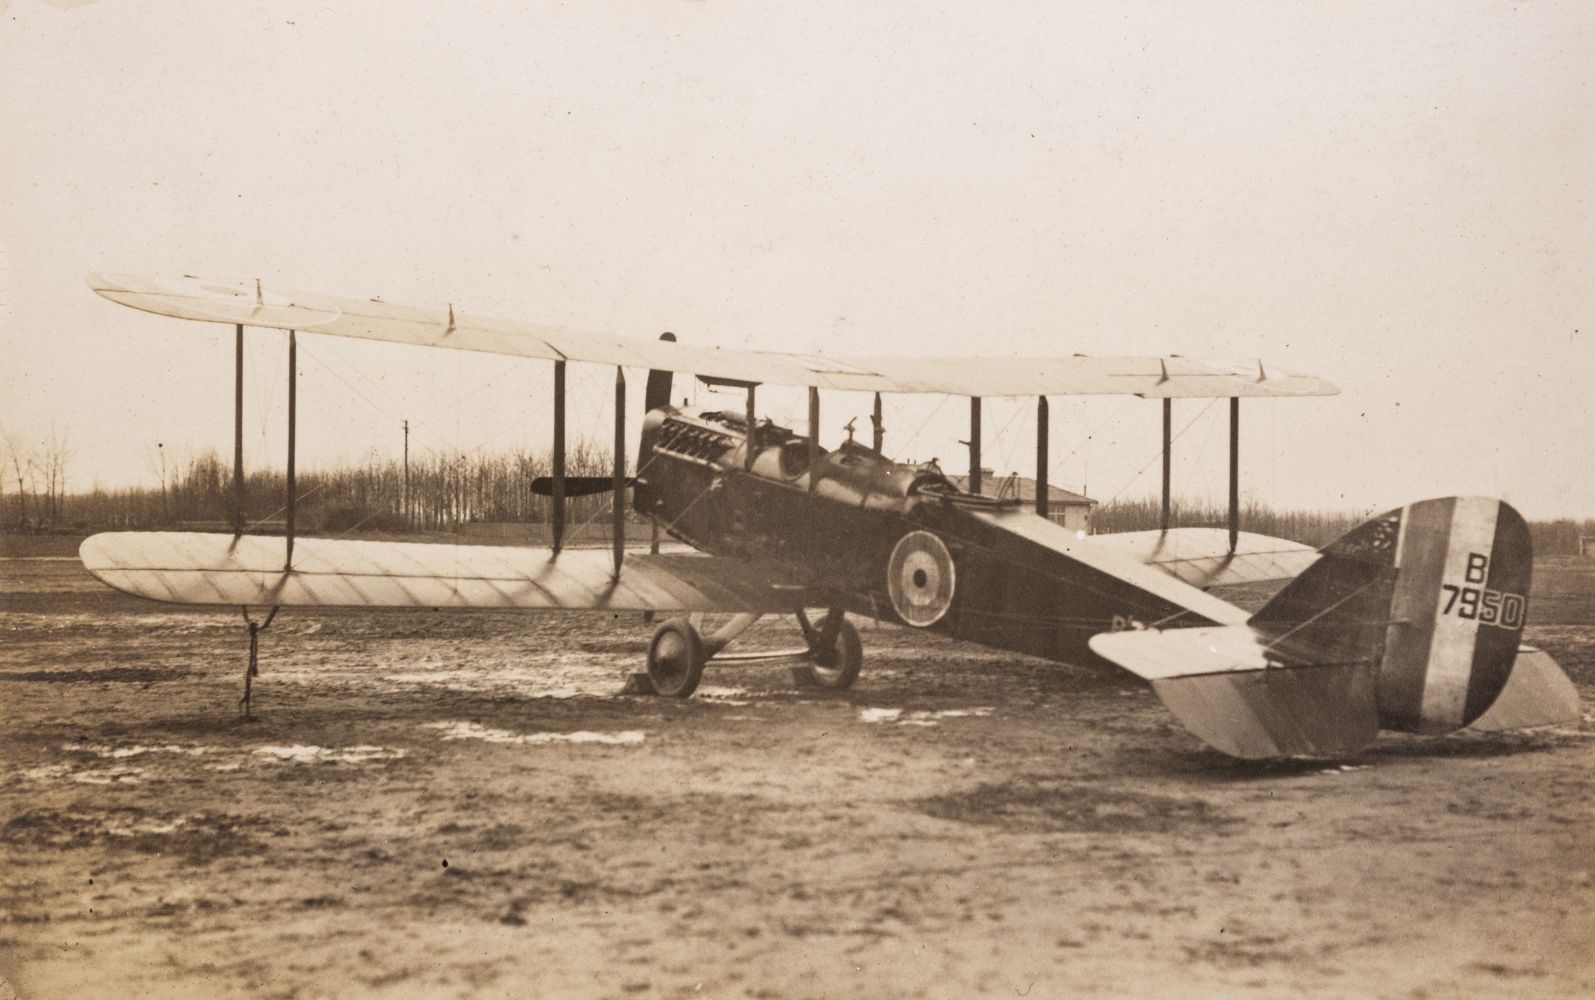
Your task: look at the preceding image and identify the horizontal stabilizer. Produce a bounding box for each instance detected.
[1466,646,1581,732]
[531,476,635,497]
[1151,667,1379,759]
[79,532,804,613]
[1090,624,1380,757]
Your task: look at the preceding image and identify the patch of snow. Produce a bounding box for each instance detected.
[858,708,903,723]
[20,764,73,782]
[65,743,217,759]
[106,817,186,837]
[251,744,407,764]
[858,707,994,726]
[71,767,145,785]
[696,685,753,705]
[377,662,626,699]
[424,721,645,746]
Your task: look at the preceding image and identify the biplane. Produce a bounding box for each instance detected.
[78,273,1580,758]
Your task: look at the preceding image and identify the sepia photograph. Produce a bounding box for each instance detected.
[2,2,1592,997]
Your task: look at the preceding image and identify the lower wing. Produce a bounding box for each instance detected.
[80,532,806,613]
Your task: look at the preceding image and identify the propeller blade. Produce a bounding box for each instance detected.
[645,332,676,413]
[532,476,636,497]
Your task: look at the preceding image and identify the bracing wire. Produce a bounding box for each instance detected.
[895,394,951,465]
[1099,398,1218,508]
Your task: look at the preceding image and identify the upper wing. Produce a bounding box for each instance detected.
[89,273,1338,399]
[80,532,807,613]
[1077,529,1322,589]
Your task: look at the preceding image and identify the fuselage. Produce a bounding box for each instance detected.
[634,406,1222,666]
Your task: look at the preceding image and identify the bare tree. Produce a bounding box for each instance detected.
[146,441,172,524]
[40,424,74,523]
[1,426,37,529]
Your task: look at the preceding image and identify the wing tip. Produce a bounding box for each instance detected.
[78,530,119,572]
[85,271,118,295]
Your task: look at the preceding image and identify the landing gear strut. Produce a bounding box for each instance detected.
[791,608,862,690]
[626,609,863,696]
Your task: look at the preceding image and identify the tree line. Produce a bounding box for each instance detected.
[3,438,1592,554]
[1,443,618,536]
[1091,496,1595,556]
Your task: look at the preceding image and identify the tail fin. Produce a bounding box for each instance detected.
[1252,496,1531,734]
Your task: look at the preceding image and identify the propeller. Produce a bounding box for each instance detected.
[534,333,675,501]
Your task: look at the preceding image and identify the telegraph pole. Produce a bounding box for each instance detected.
[402,419,411,528]
[233,324,245,537]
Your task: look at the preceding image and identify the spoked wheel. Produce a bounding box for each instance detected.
[796,611,863,691]
[645,618,707,698]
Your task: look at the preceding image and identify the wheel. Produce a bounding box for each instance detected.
[645,618,707,698]
[803,615,863,690]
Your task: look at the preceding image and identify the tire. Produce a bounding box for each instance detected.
[645,618,707,698]
[806,616,863,690]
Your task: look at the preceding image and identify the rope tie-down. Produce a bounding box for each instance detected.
[239,606,280,720]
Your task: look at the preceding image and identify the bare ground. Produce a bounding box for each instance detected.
[2,551,1593,999]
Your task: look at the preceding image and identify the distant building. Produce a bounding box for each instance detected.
[948,469,1097,534]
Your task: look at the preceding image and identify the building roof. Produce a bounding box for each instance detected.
[948,472,1096,506]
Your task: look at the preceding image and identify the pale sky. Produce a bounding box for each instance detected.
[2,1,1591,519]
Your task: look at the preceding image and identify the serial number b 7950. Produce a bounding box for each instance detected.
[1440,583,1524,629]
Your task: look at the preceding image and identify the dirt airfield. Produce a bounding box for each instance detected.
[2,544,1593,999]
